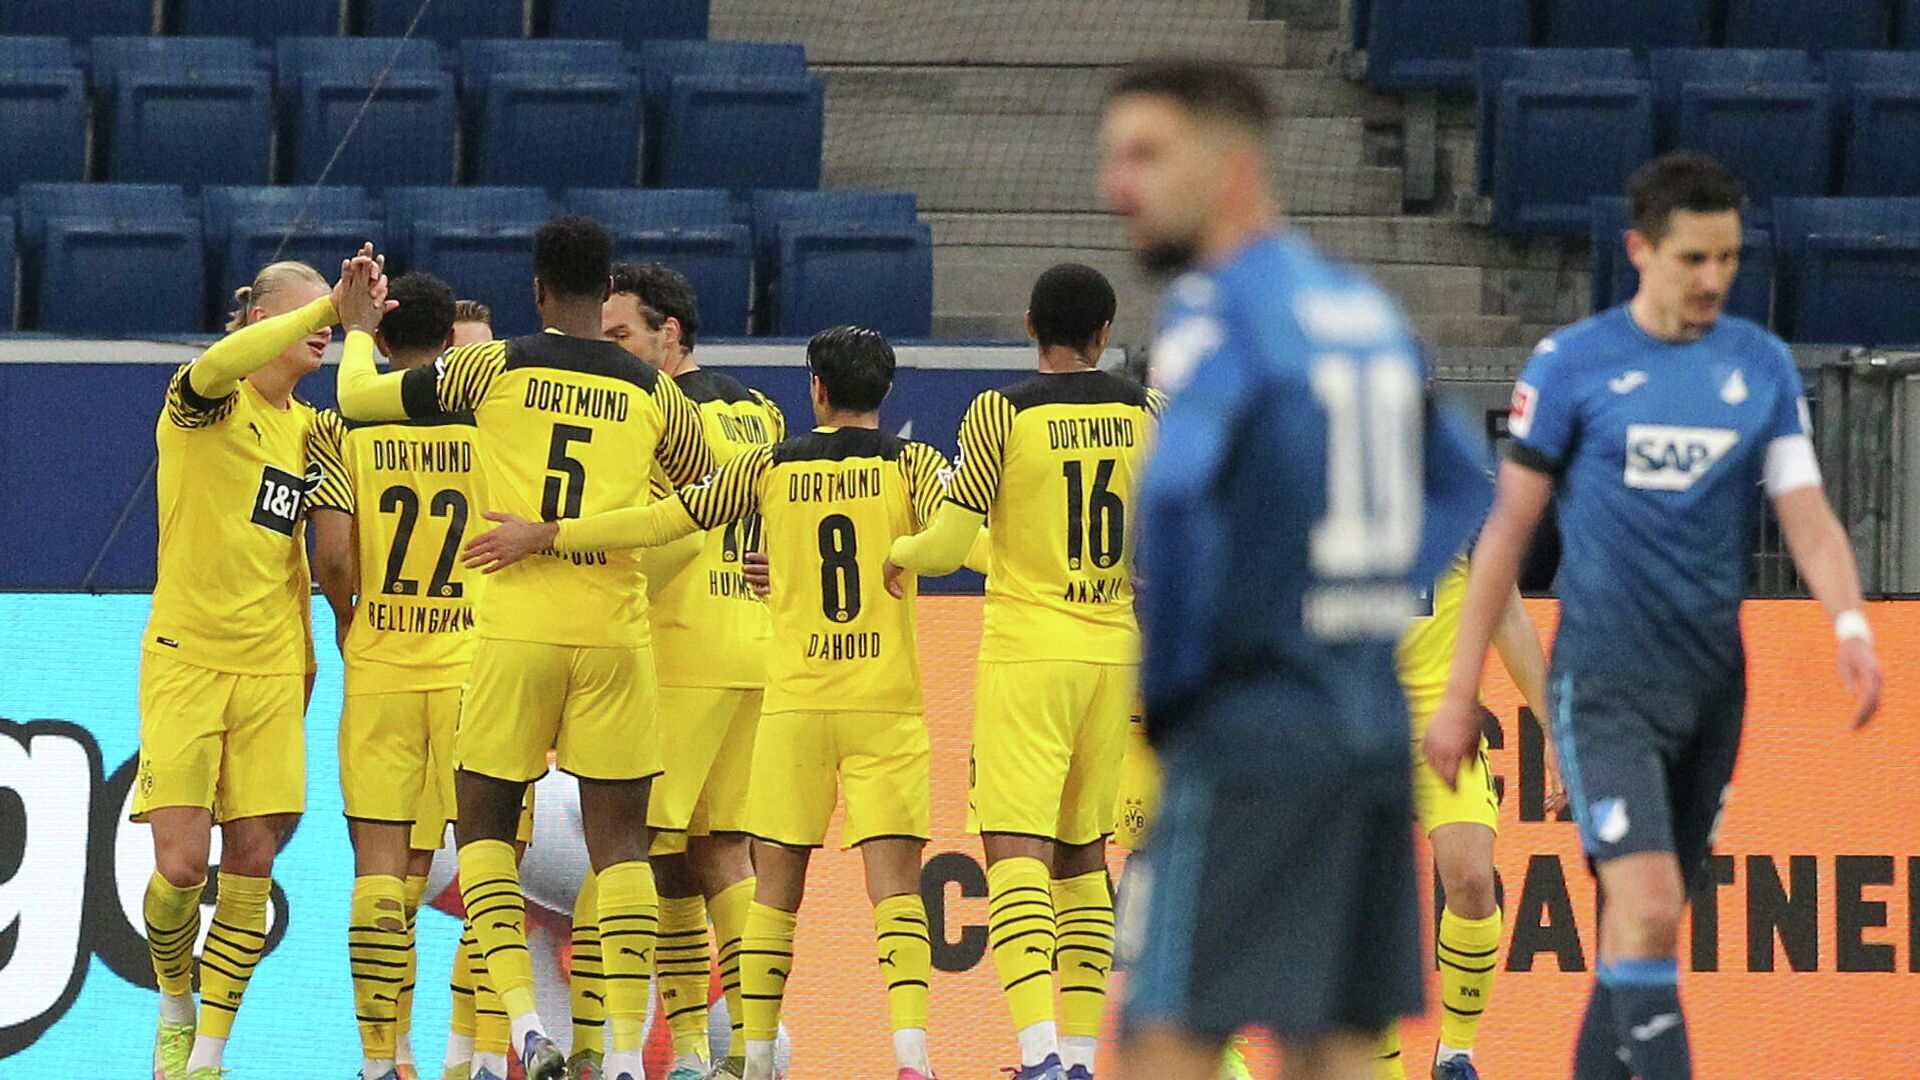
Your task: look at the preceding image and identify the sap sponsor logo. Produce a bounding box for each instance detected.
[1624,425,1739,491]
[0,718,288,1056]
[1292,288,1396,345]
[1508,381,1539,440]
[1149,316,1220,395]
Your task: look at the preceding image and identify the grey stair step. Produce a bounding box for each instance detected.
[1363,263,1486,313]
[935,245,1162,343]
[845,154,1400,214]
[820,64,1401,123]
[1408,312,1525,348]
[715,0,1288,66]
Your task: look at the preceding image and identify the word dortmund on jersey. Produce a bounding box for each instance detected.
[650,370,786,689]
[673,427,948,715]
[308,409,487,694]
[948,369,1164,664]
[393,330,713,647]
[146,365,324,675]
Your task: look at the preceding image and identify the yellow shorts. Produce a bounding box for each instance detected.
[648,685,762,837]
[969,660,1133,846]
[134,650,305,823]
[1112,712,1161,852]
[458,638,662,784]
[340,687,460,826]
[746,710,929,849]
[1411,734,1499,835]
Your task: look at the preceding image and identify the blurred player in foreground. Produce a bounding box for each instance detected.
[1424,152,1881,1080]
[1099,59,1491,1080]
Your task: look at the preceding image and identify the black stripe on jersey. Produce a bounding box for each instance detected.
[997,369,1150,411]
[399,362,442,418]
[772,427,907,464]
[1504,439,1562,477]
[343,410,478,432]
[675,368,757,405]
[503,332,662,392]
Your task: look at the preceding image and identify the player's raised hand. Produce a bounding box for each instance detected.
[742,550,771,598]
[334,244,392,335]
[1422,695,1481,789]
[463,511,559,574]
[881,558,908,599]
[1839,636,1882,729]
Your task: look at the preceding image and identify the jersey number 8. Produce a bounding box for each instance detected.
[819,513,861,622]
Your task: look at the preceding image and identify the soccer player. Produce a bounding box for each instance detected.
[334,216,717,1080]
[463,326,953,1080]
[1424,152,1882,1080]
[887,263,1159,1080]
[1099,60,1491,1080]
[452,299,494,348]
[603,262,785,1080]
[139,249,383,1080]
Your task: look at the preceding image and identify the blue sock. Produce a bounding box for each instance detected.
[1572,981,1631,1080]
[1600,958,1691,1080]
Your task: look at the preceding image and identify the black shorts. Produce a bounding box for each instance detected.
[1549,670,1744,885]
[1120,708,1422,1042]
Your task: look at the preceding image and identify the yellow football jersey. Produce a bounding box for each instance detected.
[948,371,1164,664]
[649,369,786,689]
[674,427,948,716]
[307,408,487,694]
[144,364,322,675]
[393,330,713,647]
[1396,554,1471,717]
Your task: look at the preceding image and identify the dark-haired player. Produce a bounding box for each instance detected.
[888,263,1160,1080]
[334,216,716,1080]
[1100,59,1491,1080]
[1425,151,1881,1080]
[463,326,954,1080]
[603,262,785,1080]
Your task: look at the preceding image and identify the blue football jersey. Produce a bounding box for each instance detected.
[1509,305,1815,685]
[1137,232,1491,763]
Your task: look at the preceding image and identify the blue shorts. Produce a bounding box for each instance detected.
[1549,670,1744,884]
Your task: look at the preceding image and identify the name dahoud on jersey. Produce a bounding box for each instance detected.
[1623,424,1740,491]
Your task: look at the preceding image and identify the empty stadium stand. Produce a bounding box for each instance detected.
[458,39,643,188]
[1478,49,1653,234]
[546,0,711,46]
[17,183,203,334]
[361,0,523,42]
[275,36,456,186]
[175,0,340,42]
[1648,50,1831,208]
[639,41,820,192]
[202,185,382,328]
[1825,50,1920,196]
[1773,197,1920,345]
[1361,0,1529,91]
[0,0,151,38]
[1539,0,1714,50]
[749,191,920,333]
[568,188,753,336]
[1723,0,1891,51]
[0,37,88,194]
[90,36,273,187]
[385,186,553,337]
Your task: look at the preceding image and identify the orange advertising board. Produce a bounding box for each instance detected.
[774,597,1920,1078]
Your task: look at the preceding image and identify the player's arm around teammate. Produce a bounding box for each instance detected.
[139,247,380,1080]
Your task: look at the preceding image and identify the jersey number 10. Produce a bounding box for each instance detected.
[1309,354,1421,579]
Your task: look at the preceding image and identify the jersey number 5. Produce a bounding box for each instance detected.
[541,424,591,520]
[378,486,469,598]
[818,513,861,622]
[1310,354,1421,578]
[1062,458,1125,571]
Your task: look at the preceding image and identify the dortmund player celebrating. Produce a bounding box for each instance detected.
[888,263,1161,1080]
[464,326,957,1080]
[139,249,382,1080]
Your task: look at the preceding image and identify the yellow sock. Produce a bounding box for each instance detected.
[196,871,272,1040]
[571,870,606,1056]
[597,861,661,1054]
[709,876,754,1060]
[450,924,478,1040]
[144,871,202,998]
[469,926,511,1055]
[873,893,931,1032]
[458,839,537,1020]
[1437,907,1502,1050]
[740,901,798,1041]
[397,874,428,1057]
[658,893,712,1060]
[1372,1025,1407,1080]
[986,856,1056,1032]
[1050,870,1114,1041]
[349,874,409,1059]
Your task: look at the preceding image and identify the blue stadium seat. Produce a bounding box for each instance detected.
[202,186,379,327]
[748,191,918,333]
[570,189,752,335]
[547,0,710,45]
[1723,0,1891,50]
[0,198,16,328]
[175,0,341,41]
[1363,0,1529,92]
[1773,197,1920,345]
[1649,50,1831,207]
[90,37,272,188]
[1588,196,1774,324]
[0,38,87,194]
[1477,50,1652,234]
[385,187,553,337]
[0,0,153,37]
[1901,0,1920,48]
[17,184,204,334]
[363,0,522,42]
[1540,0,1713,49]
[276,37,456,186]
[772,221,933,339]
[458,40,642,188]
[636,41,810,187]
[653,73,823,194]
[1826,51,1920,196]
[567,187,737,229]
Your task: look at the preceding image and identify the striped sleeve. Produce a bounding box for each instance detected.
[163,362,237,430]
[1145,386,1169,419]
[678,444,770,530]
[654,374,717,488]
[752,389,788,441]
[903,441,951,527]
[947,390,1013,515]
[421,341,505,415]
[306,409,354,514]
